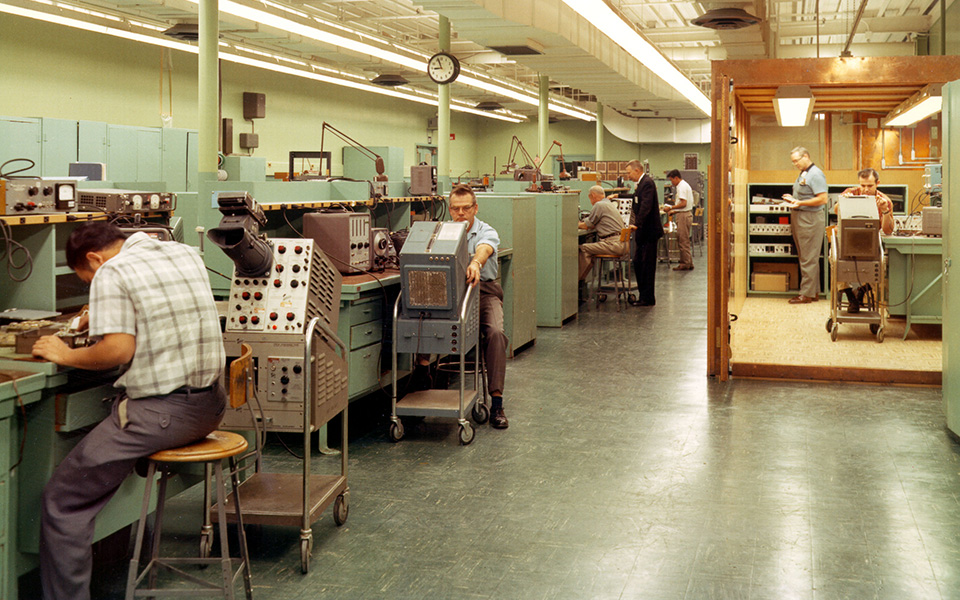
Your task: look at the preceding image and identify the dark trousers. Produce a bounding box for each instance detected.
[479,281,508,398]
[633,237,659,305]
[40,386,226,600]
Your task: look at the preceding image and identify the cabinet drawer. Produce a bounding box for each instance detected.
[346,298,383,327]
[348,343,381,397]
[350,320,383,350]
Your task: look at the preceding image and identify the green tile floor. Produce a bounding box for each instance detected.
[26,256,960,599]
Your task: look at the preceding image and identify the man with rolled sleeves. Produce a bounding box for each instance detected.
[781,146,828,304]
[448,184,510,429]
[577,185,628,281]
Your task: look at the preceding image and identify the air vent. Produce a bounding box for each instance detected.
[691,8,761,30]
[475,101,504,111]
[488,45,543,56]
[371,74,409,86]
[163,23,199,41]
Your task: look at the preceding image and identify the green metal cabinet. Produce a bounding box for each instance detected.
[78,120,108,167]
[0,117,41,177]
[337,275,400,400]
[40,118,78,177]
[474,194,537,356]
[531,192,580,327]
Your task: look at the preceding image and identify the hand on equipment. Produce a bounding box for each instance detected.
[466,259,481,286]
[781,194,799,208]
[32,335,72,364]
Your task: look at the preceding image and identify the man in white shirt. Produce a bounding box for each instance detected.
[665,169,694,271]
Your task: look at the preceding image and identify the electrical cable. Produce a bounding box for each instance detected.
[0,158,36,178]
[206,266,233,281]
[9,379,27,472]
[0,219,34,282]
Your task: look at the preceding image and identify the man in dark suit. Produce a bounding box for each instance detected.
[625,159,663,306]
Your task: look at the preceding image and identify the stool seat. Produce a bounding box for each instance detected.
[149,431,248,463]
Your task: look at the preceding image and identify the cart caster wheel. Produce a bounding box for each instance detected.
[199,531,212,560]
[333,494,349,526]
[628,294,637,302]
[825,318,833,333]
[870,323,879,335]
[598,293,607,303]
[472,403,489,424]
[388,421,404,442]
[459,423,475,445]
[300,537,312,574]
[876,327,884,343]
[830,323,838,342]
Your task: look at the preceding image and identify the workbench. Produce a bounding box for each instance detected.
[885,235,943,338]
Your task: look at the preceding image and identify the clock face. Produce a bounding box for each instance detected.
[427,52,460,84]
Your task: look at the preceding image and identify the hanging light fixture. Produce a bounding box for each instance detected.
[773,85,815,127]
[883,84,943,128]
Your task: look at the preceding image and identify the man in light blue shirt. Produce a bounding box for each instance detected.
[782,146,828,304]
[449,184,510,429]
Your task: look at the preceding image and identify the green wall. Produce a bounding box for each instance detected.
[0,12,707,180]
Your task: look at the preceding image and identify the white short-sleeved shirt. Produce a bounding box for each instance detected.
[673,179,694,212]
[89,232,225,399]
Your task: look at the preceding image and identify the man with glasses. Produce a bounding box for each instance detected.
[781,146,828,304]
[448,184,510,429]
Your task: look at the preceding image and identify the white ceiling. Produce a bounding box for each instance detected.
[1,0,949,121]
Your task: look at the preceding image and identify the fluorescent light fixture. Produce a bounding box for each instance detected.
[560,0,710,116]
[0,2,524,123]
[883,84,943,128]
[773,85,815,127]
[188,0,594,120]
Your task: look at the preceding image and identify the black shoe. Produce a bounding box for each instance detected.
[842,287,860,313]
[409,366,433,391]
[629,300,655,307]
[490,406,509,429]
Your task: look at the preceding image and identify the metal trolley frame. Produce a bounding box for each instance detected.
[388,283,486,445]
[826,229,887,343]
[208,317,349,574]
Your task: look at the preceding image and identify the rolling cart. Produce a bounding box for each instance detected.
[826,228,887,343]
[388,283,485,445]
[211,317,349,574]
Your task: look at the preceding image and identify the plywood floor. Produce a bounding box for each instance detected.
[730,297,941,382]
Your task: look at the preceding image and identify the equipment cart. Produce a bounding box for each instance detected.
[211,317,349,574]
[389,282,485,445]
[826,227,887,343]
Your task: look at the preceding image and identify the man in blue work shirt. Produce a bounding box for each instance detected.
[449,184,510,428]
[781,146,828,304]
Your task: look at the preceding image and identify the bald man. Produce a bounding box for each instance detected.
[577,185,629,282]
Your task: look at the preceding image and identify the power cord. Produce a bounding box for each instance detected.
[0,219,33,282]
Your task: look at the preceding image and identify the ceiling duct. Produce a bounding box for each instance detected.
[162,23,199,41]
[691,8,761,30]
[371,73,409,86]
[475,101,504,110]
[488,39,544,55]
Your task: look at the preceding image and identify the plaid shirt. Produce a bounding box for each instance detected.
[89,232,225,399]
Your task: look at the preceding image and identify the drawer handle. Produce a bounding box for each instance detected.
[365,330,374,335]
[363,353,372,359]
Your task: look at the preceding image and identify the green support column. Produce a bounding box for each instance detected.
[437,16,451,188]
[198,0,219,179]
[538,74,549,164]
[596,102,605,161]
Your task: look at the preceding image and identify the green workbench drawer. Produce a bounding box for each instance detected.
[348,343,382,396]
[350,321,383,351]
[347,298,384,327]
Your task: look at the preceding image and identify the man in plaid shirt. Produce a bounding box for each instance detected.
[32,222,226,600]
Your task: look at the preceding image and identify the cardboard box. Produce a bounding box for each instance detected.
[751,272,789,292]
[753,262,799,289]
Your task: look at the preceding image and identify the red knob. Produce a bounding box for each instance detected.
[278,245,286,254]
[241,291,251,300]
[251,316,260,325]
[238,315,247,324]
[253,292,262,301]
[294,246,303,254]
[269,312,278,321]
[286,312,295,321]
[274,279,282,288]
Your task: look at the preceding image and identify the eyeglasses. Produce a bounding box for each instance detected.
[449,204,477,214]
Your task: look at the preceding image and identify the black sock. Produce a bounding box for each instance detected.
[491,396,503,410]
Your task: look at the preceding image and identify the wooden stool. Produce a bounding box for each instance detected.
[125,431,253,600]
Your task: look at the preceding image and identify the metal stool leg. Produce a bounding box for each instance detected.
[148,468,170,590]
[200,462,214,560]
[125,462,157,600]
[593,256,603,309]
[229,456,254,600]
[214,461,236,600]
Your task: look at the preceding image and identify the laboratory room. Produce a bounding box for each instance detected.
[2,0,960,597]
